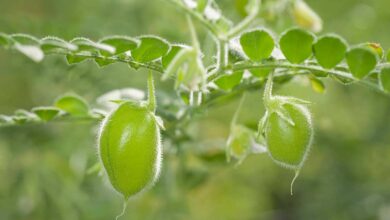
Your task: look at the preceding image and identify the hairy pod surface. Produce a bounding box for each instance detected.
[99,101,161,199]
[265,102,312,169]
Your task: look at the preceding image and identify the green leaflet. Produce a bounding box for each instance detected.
[0,115,13,125]
[99,36,139,56]
[214,71,243,91]
[234,0,250,17]
[249,67,273,78]
[70,37,115,54]
[279,28,315,64]
[313,34,347,69]
[11,34,40,45]
[40,36,78,53]
[11,34,44,62]
[14,44,44,62]
[54,94,90,116]
[361,42,384,59]
[240,29,274,62]
[94,57,115,67]
[12,109,37,124]
[196,0,209,12]
[0,33,10,46]
[132,36,170,63]
[380,65,390,93]
[310,77,326,94]
[32,107,62,122]
[66,53,90,64]
[346,47,378,79]
[161,44,187,69]
[66,38,115,64]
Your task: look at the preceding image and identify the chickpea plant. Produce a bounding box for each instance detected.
[1,0,390,217]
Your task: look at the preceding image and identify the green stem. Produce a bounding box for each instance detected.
[59,52,384,94]
[115,199,128,220]
[231,93,246,127]
[230,61,384,93]
[209,61,351,81]
[263,72,273,104]
[218,39,228,70]
[147,72,157,112]
[226,0,261,39]
[167,0,219,37]
[186,15,201,52]
[55,51,164,73]
[290,170,300,196]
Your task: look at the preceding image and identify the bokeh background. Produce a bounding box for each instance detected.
[1,0,390,219]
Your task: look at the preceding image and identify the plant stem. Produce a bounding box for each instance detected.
[231,93,246,127]
[52,50,386,95]
[186,15,201,52]
[55,52,165,74]
[263,72,273,104]
[167,0,219,37]
[147,72,157,112]
[218,39,228,70]
[226,0,261,39]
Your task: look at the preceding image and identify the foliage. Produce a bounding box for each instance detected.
[1,0,390,219]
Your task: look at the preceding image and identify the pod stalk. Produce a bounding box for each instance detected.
[115,199,128,220]
[290,170,300,196]
[147,72,156,112]
[264,73,274,104]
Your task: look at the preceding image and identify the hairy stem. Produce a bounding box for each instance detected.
[187,15,201,52]
[218,39,229,70]
[226,0,262,39]
[147,72,157,112]
[167,0,219,37]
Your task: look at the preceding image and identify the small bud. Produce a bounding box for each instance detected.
[292,0,323,33]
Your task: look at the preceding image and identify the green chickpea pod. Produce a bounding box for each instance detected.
[258,73,313,195]
[98,73,163,218]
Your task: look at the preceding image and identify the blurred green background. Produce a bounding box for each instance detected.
[1,0,390,219]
